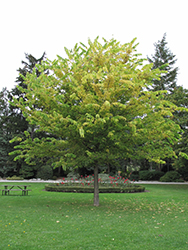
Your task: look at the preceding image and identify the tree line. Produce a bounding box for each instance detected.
[1,34,188,185]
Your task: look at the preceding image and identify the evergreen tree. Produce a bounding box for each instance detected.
[147,33,178,93]
[0,88,17,176]
[0,53,47,178]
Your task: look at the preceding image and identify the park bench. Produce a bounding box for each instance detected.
[1,185,31,196]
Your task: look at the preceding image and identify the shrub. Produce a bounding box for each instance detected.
[160,171,181,182]
[45,184,145,193]
[6,175,24,180]
[130,171,139,181]
[36,165,53,180]
[177,167,188,181]
[139,170,152,180]
[149,171,165,180]
[19,164,37,179]
[139,170,164,180]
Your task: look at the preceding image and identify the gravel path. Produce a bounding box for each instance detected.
[0,179,188,184]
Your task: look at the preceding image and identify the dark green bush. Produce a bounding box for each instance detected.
[36,165,53,180]
[19,164,37,179]
[159,171,181,182]
[130,171,139,181]
[139,170,152,180]
[150,171,165,180]
[177,167,188,181]
[45,184,145,193]
[139,170,164,180]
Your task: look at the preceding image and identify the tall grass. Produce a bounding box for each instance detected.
[0,183,188,249]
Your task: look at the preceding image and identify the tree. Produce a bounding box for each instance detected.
[147,33,178,93]
[9,52,48,177]
[10,37,183,206]
[168,86,188,172]
[0,53,47,178]
[0,88,18,176]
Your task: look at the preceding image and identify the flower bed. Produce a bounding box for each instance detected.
[45,175,145,193]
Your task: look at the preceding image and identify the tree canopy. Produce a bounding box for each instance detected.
[10,37,183,205]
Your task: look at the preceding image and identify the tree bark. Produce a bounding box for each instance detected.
[94,165,99,206]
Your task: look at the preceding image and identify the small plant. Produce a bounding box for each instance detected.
[6,175,24,180]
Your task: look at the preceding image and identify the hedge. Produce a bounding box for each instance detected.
[45,184,145,193]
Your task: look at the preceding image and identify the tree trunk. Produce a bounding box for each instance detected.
[94,165,99,206]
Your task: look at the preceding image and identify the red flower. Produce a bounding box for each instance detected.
[88,183,90,186]
[81,175,83,177]
[133,179,135,182]
[116,183,118,186]
[61,182,64,184]
[81,183,84,186]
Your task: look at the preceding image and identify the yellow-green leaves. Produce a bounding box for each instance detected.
[79,127,84,138]
[10,36,184,169]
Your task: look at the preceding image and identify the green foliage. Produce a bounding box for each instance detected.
[36,165,53,180]
[177,167,188,181]
[45,184,145,193]
[10,36,184,205]
[19,164,38,179]
[139,170,164,180]
[168,86,188,169]
[139,170,152,180]
[147,33,178,93]
[159,171,181,182]
[129,171,139,181]
[6,175,24,180]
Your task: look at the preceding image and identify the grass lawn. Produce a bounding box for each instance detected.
[0,183,188,250]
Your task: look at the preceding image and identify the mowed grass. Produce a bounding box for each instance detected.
[0,183,188,250]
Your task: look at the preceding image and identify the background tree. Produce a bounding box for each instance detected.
[147,33,180,172]
[0,53,47,178]
[11,37,183,206]
[0,88,15,176]
[168,86,188,178]
[147,33,178,94]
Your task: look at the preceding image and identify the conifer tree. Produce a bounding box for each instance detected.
[147,33,178,93]
[1,53,47,177]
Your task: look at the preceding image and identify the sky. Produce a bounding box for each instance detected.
[0,0,187,91]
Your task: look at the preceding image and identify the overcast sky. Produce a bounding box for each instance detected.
[0,0,187,91]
